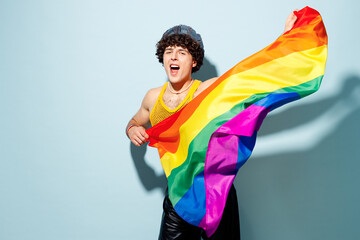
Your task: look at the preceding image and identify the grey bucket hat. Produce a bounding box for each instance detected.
[162,25,204,51]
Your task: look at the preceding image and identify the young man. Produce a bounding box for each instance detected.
[127,12,298,240]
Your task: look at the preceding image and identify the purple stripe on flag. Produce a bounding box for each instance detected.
[203,104,268,236]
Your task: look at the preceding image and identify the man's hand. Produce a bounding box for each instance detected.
[128,125,149,146]
[284,9,299,33]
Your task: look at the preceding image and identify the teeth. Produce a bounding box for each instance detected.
[171,65,180,69]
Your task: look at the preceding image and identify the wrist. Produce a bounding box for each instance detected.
[126,124,137,138]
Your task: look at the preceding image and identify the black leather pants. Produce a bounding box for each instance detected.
[158,185,240,240]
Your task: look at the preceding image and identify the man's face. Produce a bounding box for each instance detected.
[163,46,197,84]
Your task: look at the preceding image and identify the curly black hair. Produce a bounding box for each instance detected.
[156,34,204,73]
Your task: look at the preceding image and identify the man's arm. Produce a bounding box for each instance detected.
[126,88,159,146]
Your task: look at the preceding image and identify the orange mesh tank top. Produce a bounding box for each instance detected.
[150,80,201,126]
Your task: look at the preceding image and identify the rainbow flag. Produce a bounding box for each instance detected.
[147,6,327,237]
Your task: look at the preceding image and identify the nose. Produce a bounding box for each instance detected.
[171,51,178,60]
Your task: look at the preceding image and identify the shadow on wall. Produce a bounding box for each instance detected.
[129,57,218,194]
[235,74,360,240]
[130,143,167,192]
[192,57,218,81]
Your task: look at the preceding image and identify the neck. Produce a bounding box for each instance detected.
[168,79,194,94]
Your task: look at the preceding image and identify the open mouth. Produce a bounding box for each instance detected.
[170,65,180,70]
[170,64,180,75]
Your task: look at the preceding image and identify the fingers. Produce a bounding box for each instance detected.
[284,10,299,33]
[131,136,146,146]
[141,130,149,139]
[128,126,149,146]
[135,130,147,141]
[290,9,299,21]
[287,12,297,23]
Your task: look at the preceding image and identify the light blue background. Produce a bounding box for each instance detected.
[1,0,359,239]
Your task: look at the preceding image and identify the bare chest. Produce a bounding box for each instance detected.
[162,91,188,110]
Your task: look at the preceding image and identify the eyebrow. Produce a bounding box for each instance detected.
[165,47,188,52]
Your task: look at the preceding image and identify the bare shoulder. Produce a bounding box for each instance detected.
[142,85,163,110]
[146,86,162,99]
[195,77,219,97]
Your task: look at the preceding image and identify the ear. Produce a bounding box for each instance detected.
[192,60,197,68]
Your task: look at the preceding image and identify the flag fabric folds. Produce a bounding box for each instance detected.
[146,6,328,237]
